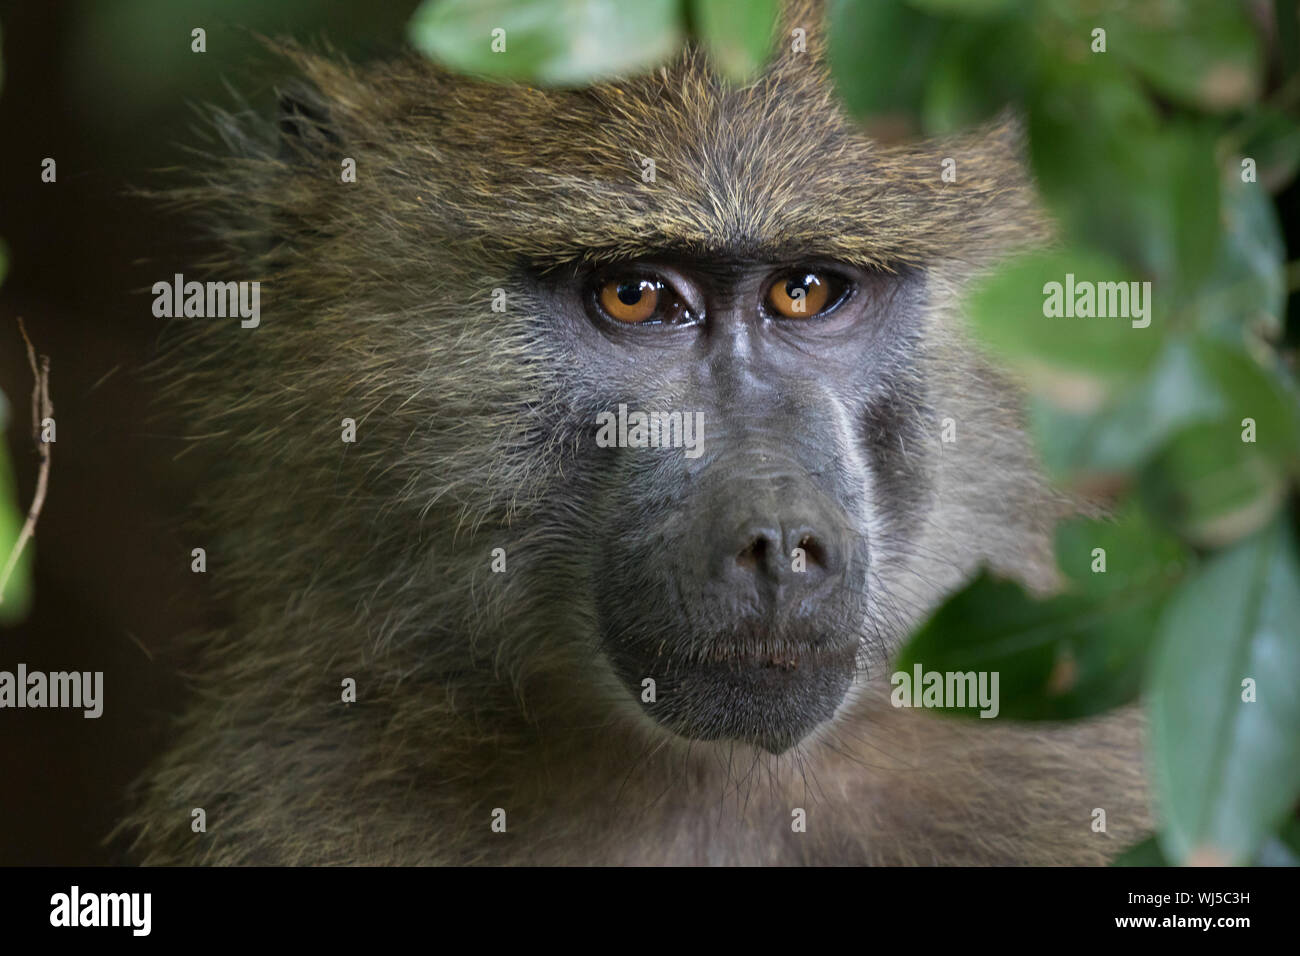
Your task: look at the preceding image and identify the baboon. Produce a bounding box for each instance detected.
[122,2,1148,864]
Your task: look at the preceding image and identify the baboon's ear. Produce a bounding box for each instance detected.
[277,80,340,162]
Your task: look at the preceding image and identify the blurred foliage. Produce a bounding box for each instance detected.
[407,0,1300,866]
[65,0,421,146]
[0,14,33,624]
[408,0,771,83]
[691,0,781,82]
[0,237,33,625]
[823,0,1300,869]
[409,0,683,84]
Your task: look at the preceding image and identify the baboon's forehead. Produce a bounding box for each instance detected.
[387,54,960,269]
[318,38,1033,271]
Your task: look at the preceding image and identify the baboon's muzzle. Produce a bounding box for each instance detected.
[603,459,864,753]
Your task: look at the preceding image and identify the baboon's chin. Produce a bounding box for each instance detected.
[612,641,858,755]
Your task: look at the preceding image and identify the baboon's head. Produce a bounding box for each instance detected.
[189,9,1043,759]
[495,56,1036,754]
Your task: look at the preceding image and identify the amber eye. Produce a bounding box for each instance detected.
[598,278,663,323]
[766,272,839,318]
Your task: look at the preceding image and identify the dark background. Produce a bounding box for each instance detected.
[0,0,419,865]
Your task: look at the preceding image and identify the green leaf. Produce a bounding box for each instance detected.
[1111,835,1168,866]
[1193,170,1287,345]
[828,0,945,119]
[0,433,34,624]
[408,0,684,86]
[895,569,1171,720]
[692,0,779,83]
[1193,340,1300,465]
[1135,340,1298,548]
[1148,517,1300,865]
[1238,108,1300,192]
[1153,124,1226,296]
[1054,502,1187,598]
[965,248,1162,411]
[1030,65,1220,295]
[0,236,30,624]
[1139,421,1287,548]
[1114,0,1263,112]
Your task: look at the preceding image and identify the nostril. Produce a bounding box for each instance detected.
[735,534,771,572]
[796,533,829,572]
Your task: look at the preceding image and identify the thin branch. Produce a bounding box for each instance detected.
[0,318,53,606]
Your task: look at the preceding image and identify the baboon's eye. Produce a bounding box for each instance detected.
[599,278,660,323]
[764,271,847,319]
[591,276,693,325]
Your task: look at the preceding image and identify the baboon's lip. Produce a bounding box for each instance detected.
[696,639,856,670]
[635,645,856,753]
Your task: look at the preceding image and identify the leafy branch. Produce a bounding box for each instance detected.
[0,318,52,613]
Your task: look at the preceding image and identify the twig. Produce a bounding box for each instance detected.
[0,318,53,605]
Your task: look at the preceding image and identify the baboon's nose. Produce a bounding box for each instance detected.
[709,480,846,611]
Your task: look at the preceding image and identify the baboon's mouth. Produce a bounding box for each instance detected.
[611,638,857,754]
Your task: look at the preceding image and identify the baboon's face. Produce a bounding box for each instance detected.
[539,253,931,753]
[418,55,982,756]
